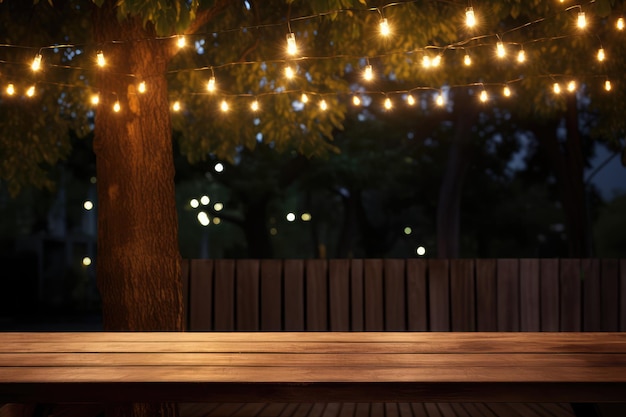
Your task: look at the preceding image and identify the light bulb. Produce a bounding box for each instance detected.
[286,33,297,55]
[407,94,416,105]
[363,64,373,81]
[617,17,625,30]
[31,54,42,71]
[251,100,259,111]
[577,12,587,29]
[432,55,442,67]
[479,90,488,102]
[517,49,526,63]
[496,41,506,58]
[553,83,561,94]
[503,86,511,97]
[435,93,444,107]
[384,97,392,110]
[466,7,476,27]
[464,54,472,66]
[172,101,181,111]
[96,51,105,67]
[207,76,216,92]
[90,94,100,105]
[6,83,15,95]
[26,85,35,97]
[352,95,361,106]
[177,35,186,48]
[220,100,229,112]
[379,18,390,36]
[319,99,328,111]
[605,80,612,91]
[285,66,295,79]
[597,48,605,62]
[422,55,432,68]
[138,81,146,93]
[113,101,121,112]
[301,93,308,103]
[567,80,576,92]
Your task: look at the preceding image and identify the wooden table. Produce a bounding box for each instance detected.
[1,332,625,404]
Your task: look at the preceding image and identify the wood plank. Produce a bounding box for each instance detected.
[622,259,626,332]
[260,260,283,331]
[409,403,428,417]
[214,260,235,331]
[560,259,582,331]
[350,259,364,331]
[284,260,305,331]
[306,260,329,331]
[406,259,428,331]
[601,259,620,331]
[450,259,475,332]
[540,259,559,332]
[497,259,519,331]
[189,259,213,331]
[583,259,601,331]
[181,259,190,331]
[237,259,260,331]
[230,403,268,417]
[384,259,406,331]
[475,259,497,331]
[337,403,356,417]
[385,402,399,417]
[364,259,384,331]
[428,259,450,331]
[329,260,350,331]
[520,259,540,331]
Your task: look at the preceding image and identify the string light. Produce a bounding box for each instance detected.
[496,41,506,58]
[96,51,106,67]
[301,93,308,103]
[479,89,488,102]
[553,82,561,94]
[251,99,259,111]
[406,94,416,105]
[605,80,612,91]
[597,47,605,62]
[220,100,229,112]
[352,95,361,106]
[384,97,392,110]
[319,99,328,111]
[379,18,390,36]
[503,86,512,97]
[517,49,526,63]
[26,85,35,97]
[466,7,476,28]
[113,101,121,112]
[138,81,147,93]
[285,65,295,79]
[286,33,297,55]
[177,35,186,48]
[577,11,587,29]
[6,83,15,95]
[31,54,42,72]
[617,17,625,30]
[207,76,216,92]
[432,55,442,67]
[567,80,576,92]
[363,64,374,81]
[172,100,182,111]
[435,92,445,106]
[463,53,472,66]
[90,94,99,105]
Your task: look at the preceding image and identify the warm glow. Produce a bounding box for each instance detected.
[553,83,561,94]
[432,55,442,67]
[605,80,612,91]
[407,94,416,105]
[214,202,224,211]
[90,94,99,105]
[286,33,297,55]
[617,17,625,30]
[251,99,259,111]
[517,49,526,63]
[6,83,15,95]
[286,212,296,222]
[200,195,210,205]
[352,95,361,106]
[285,66,295,79]
[113,101,121,112]
[384,97,392,109]
[26,85,35,97]
[197,211,210,226]
[207,76,216,92]
[220,100,229,112]
[82,257,92,267]
[503,86,512,97]
[597,48,605,62]
[301,213,312,221]
[172,100,181,111]
[363,64,374,81]
[567,80,576,92]
[577,12,587,29]
[422,55,432,68]
[301,93,309,103]
[190,199,199,209]
[416,246,426,256]
[379,18,390,36]
[177,35,186,48]
[435,93,445,106]
[138,81,146,93]
[464,54,472,66]
[31,54,42,71]
[96,51,105,67]
[319,99,328,111]
[465,7,476,27]
[83,200,94,210]
[479,90,488,102]
[496,41,506,58]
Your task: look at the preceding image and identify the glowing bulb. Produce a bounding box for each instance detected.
[207,76,216,92]
[496,41,506,58]
[138,81,146,93]
[577,12,587,29]
[82,257,92,267]
[352,95,361,106]
[503,86,511,97]
[220,100,229,112]
[31,54,42,71]
[6,83,15,95]
[435,93,444,106]
[517,49,526,63]
[113,101,121,112]
[286,33,297,55]
[466,7,476,27]
[251,100,259,111]
[553,83,561,94]
[172,100,181,111]
[90,94,100,105]
[432,55,442,67]
[605,80,612,91]
[567,80,576,92]
[285,66,295,79]
[384,97,392,110]
[319,99,328,111]
[26,85,35,97]
[363,64,374,81]
[617,17,625,30]
[422,55,432,68]
[407,94,416,106]
[479,90,488,102]
[177,35,186,48]
[96,51,105,67]
[379,18,390,36]
[301,93,308,103]
[464,54,472,66]
[597,48,605,61]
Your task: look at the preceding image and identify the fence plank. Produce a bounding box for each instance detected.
[601,259,620,331]
[429,259,450,331]
[520,259,540,331]
[406,259,428,331]
[181,259,190,330]
[582,259,601,331]
[540,259,559,331]
[329,260,350,331]
[497,259,520,331]
[236,259,260,331]
[622,259,626,332]
[364,259,384,331]
[384,259,406,331]
[560,259,582,331]
[284,260,305,331]
[306,260,328,331]
[189,259,213,331]
[451,259,475,332]
[475,259,497,332]
[214,260,235,331]
[350,259,364,331]
[260,260,283,331]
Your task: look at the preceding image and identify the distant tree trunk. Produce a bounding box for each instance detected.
[436,91,480,258]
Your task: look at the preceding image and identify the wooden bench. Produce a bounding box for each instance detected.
[1,332,625,406]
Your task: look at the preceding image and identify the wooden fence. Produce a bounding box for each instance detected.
[182,258,626,332]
